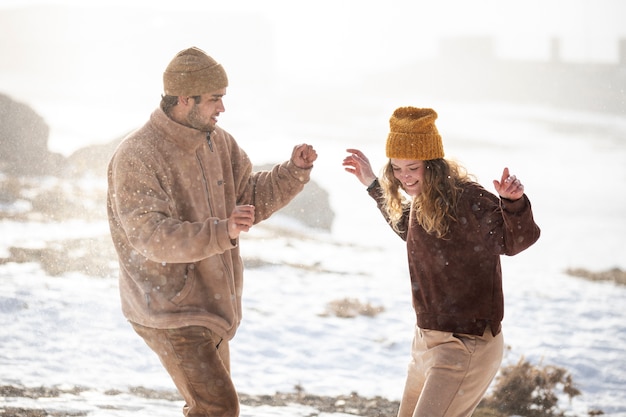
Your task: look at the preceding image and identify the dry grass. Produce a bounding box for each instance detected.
[320,297,386,318]
[566,267,626,286]
[478,357,585,417]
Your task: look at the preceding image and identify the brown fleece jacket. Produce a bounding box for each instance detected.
[107,108,311,340]
[369,181,540,336]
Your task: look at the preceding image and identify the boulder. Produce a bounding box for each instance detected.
[0,93,65,176]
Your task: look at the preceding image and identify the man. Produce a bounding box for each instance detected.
[107,46,317,416]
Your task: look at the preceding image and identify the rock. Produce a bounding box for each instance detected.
[255,163,334,231]
[66,136,123,177]
[0,93,65,176]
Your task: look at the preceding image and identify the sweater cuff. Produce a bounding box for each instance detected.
[366,178,379,192]
[500,194,528,212]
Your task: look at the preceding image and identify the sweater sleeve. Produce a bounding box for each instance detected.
[465,183,541,256]
[499,194,541,255]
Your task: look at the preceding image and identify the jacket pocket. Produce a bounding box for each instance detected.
[170,263,197,305]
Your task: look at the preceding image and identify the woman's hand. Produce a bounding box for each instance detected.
[343,148,377,187]
[493,167,525,201]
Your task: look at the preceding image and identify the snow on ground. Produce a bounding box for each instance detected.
[1,99,626,416]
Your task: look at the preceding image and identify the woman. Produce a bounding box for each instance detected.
[342,107,540,417]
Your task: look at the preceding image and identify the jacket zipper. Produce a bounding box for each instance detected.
[206,132,213,151]
[196,146,236,308]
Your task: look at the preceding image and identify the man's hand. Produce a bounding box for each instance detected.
[227,205,255,240]
[291,144,318,169]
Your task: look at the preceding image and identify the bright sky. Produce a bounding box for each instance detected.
[1,0,625,97]
[2,0,625,73]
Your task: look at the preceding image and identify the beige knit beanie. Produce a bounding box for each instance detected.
[386,107,444,160]
[163,47,228,96]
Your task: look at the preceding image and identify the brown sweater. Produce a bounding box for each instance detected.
[369,181,540,336]
[107,108,311,339]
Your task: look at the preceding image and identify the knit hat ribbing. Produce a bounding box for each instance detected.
[163,47,228,96]
[386,107,444,160]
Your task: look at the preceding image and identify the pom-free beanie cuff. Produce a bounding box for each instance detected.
[386,107,444,160]
[163,47,228,96]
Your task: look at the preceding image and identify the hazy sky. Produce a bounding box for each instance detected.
[1,0,625,124]
[2,0,626,85]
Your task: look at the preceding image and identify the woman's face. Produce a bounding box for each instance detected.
[390,158,425,197]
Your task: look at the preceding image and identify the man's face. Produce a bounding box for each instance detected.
[182,88,226,132]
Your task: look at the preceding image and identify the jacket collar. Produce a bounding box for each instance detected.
[150,107,208,154]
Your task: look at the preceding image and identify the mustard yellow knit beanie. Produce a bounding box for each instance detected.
[163,47,228,96]
[386,107,444,160]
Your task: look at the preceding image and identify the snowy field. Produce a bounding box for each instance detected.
[1,89,626,417]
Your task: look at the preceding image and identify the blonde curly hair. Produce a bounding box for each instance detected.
[380,158,474,239]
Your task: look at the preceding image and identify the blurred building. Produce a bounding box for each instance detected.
[376,36,626,115]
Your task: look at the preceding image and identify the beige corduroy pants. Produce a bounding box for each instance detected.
[397,325,504,417]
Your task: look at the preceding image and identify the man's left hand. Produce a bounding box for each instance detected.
[291,144,318,169]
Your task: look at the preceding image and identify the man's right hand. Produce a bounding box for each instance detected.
[228,205,255,239]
